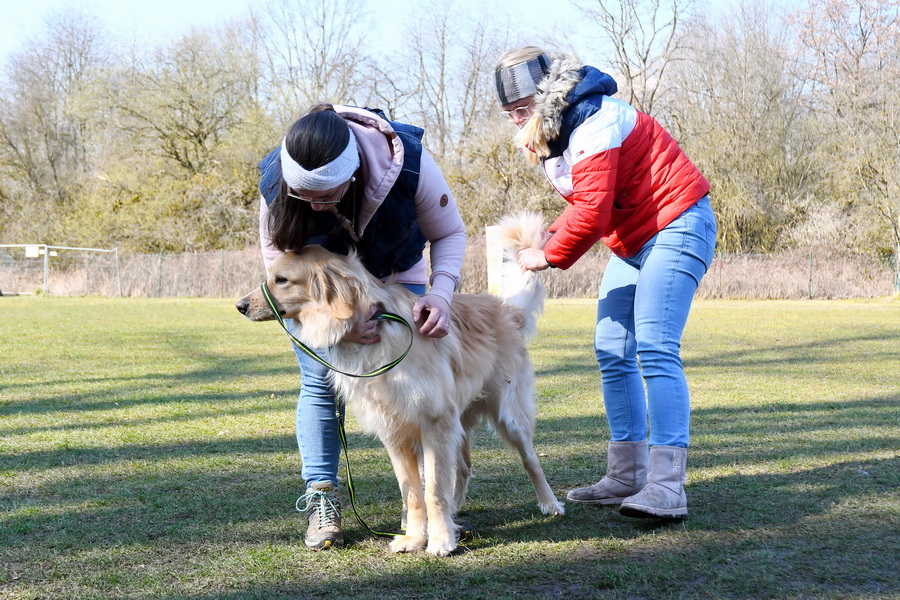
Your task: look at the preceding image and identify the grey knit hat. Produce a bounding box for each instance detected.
[494,53,551,105]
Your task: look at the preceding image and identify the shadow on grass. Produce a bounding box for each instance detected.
[0,430,395,551]
[687,455,899,530]
[0,357,297,417]
[688,331,900,370]
[1,422,389,472]
[137,454,896,599]
[528,395,899,454]
[530,326,900,393]
[4,407,894,552]
[158,510,897,600]
[5,382,894,478]
[3,400,897,598]
[1,399,292,437]
[144,452,900,600]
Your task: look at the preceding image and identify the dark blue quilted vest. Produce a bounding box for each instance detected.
[258,109,426,280]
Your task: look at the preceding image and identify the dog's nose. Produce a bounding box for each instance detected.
[236,299,249,314]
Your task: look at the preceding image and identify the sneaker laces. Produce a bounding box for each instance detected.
[296,488,340,528]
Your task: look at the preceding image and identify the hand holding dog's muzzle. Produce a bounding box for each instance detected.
[342,304,382,345]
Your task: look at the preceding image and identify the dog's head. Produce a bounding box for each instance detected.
[235,246,370,347]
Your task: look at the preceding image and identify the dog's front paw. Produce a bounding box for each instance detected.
[389,534,427,553]
[540,499,566,516]
[425,534,456,557]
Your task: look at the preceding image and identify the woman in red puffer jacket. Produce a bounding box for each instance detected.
[495,46,717,520]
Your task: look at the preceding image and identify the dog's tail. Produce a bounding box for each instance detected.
[493,211,547,340]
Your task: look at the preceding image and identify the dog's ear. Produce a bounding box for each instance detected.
[309,257,367,321]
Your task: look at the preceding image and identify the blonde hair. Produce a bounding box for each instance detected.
[515,113,548,165]
[494,45,548,72]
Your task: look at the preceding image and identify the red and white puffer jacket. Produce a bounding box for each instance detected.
[524,59,710,268]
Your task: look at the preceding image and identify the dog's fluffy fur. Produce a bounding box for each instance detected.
[237,212,564,556]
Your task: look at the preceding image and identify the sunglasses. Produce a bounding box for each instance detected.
[286,179,352,205]
[499,101,535,122]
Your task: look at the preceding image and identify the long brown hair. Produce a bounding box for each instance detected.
[266,104,361,252]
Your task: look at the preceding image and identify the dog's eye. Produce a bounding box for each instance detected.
[274,276,288,285]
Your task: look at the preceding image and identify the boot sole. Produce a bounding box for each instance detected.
[306,537,345,550]
[566,495,629,505]
[619,504,687,519]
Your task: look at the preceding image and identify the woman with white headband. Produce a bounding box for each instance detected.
[494,47,717,520]
[257,103,466,550]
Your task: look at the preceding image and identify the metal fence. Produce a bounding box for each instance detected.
[1,241,897,300]
[0,244,121,296]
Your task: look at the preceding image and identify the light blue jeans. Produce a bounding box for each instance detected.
[594,196,716,448]
[287,282,426,488]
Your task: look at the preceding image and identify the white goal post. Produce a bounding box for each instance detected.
[0,244,121,297]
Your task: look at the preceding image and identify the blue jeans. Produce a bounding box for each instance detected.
[594,197,716,448]
[287,282,426,488]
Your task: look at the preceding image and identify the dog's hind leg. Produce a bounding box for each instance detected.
[383,439,428,553]
[493,416,565,516]
[491,377,565,516]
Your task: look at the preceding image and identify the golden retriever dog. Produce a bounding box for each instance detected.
[236,212,564,556]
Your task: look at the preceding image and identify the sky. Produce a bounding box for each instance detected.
[0,0,254,61]
[0,0,742,70]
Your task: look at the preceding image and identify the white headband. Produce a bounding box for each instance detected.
[280,128,359,191]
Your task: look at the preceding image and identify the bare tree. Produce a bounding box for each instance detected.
[794,0,900,262]
[254,0,375,125]
[667,1,815,253]
[573,0,694,114]
[106,29,258,175]
[447,119,560,233]
[391,1,509,158]
[0,8,109,242]
[82,24,266,252]
[408,9,455,156]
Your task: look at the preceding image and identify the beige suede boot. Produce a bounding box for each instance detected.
[619,445,687,519]
[566,441,649,505]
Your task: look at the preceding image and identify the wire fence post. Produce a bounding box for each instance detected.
[157,252,163,298]
[717,251,723,297]
[808,252,813,299]
[42,245,49,294]
[115,248,122,297]
[896,242,900,293]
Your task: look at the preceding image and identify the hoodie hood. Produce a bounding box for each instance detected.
[567,66,619,104]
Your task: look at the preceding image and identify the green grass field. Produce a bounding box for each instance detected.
[1,296,898,599]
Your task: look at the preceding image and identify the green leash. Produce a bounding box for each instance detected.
[335,398,399,538]
[260,282,413,378]
[260,281,410,537]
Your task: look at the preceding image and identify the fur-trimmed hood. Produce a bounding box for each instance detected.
[515,54,618,162]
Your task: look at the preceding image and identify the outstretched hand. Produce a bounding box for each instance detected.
[413,294,451,338]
